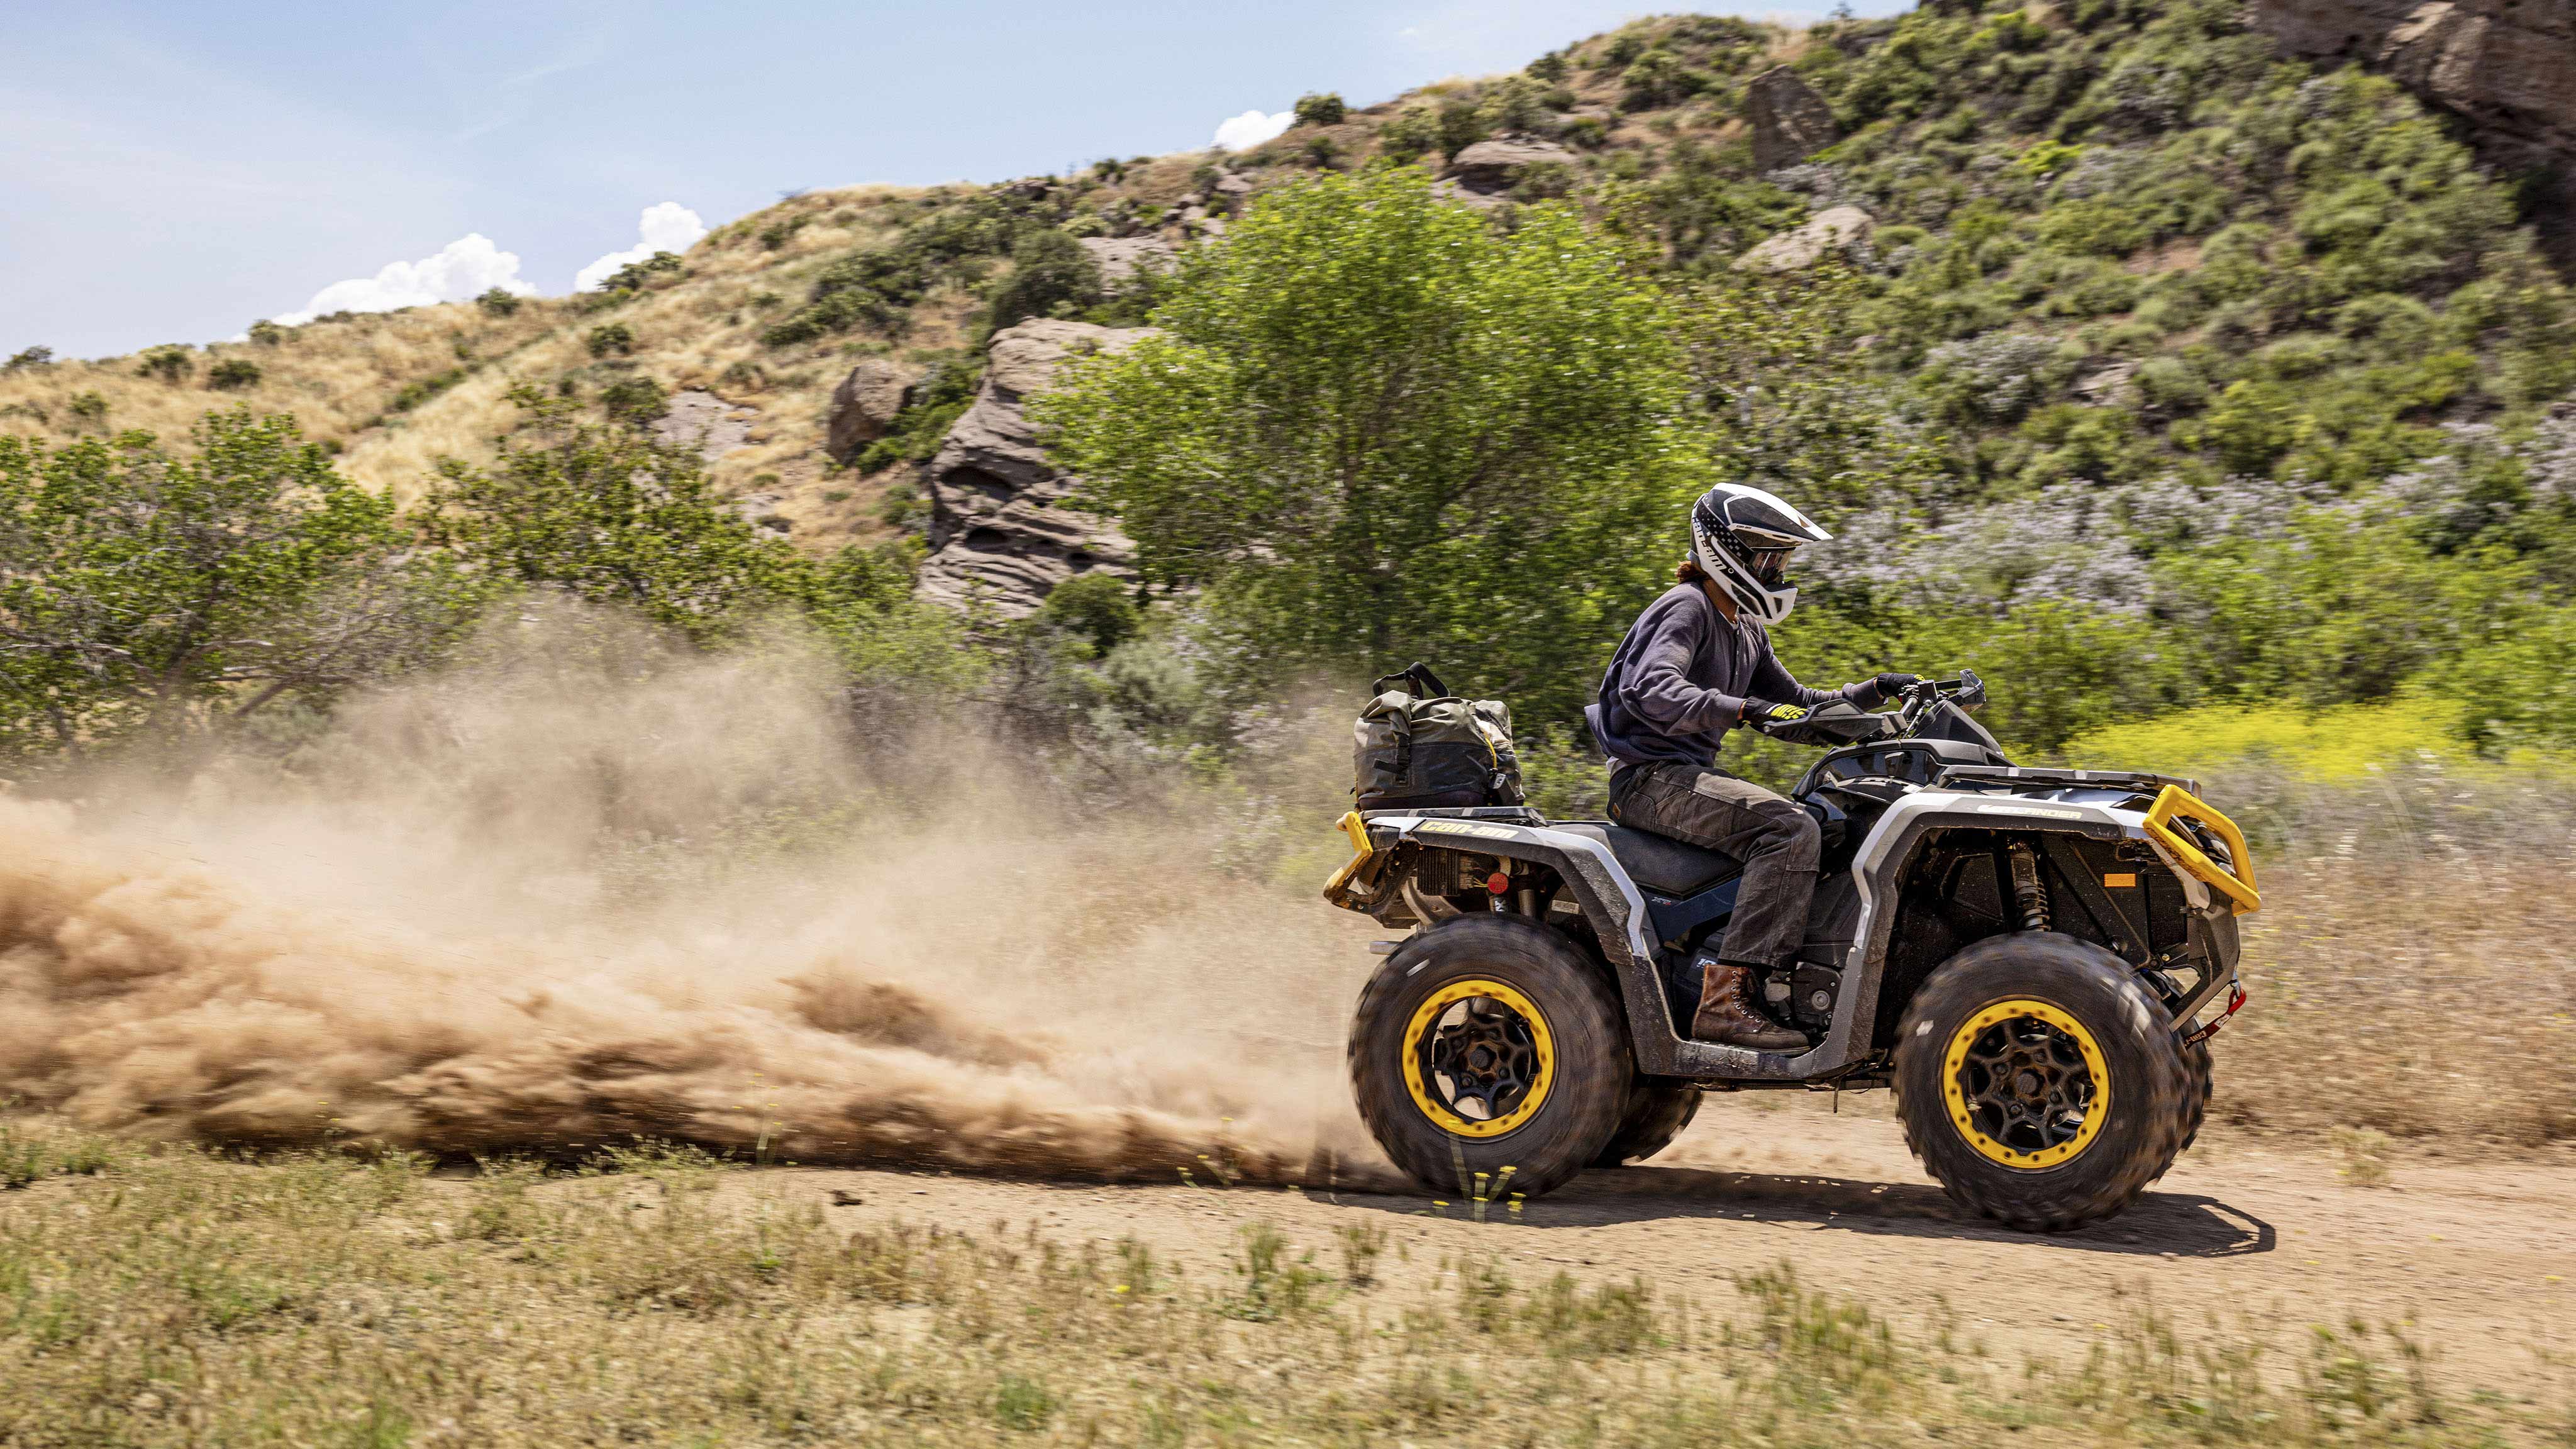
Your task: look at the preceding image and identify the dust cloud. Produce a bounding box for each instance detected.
[0,613,1387,1185]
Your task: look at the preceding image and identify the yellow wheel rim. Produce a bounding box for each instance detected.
[1941,998,2110,1170]
[1401,978,1555,1139]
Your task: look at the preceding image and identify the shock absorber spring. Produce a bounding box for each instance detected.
[2006,838,2051,932]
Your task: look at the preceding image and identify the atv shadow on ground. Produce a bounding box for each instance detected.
[1314,1165,2275,1259]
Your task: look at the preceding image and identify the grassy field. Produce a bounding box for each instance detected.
[1,1116,2565,1448]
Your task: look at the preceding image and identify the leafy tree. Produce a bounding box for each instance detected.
[420,389,967,686]
[206,358,262,391]
[0,411,480,757]
[4,347,52,371]
[474,287,522,316]
[1041,167,1696,722]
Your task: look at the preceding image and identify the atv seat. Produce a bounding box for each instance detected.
[1552,823,1741,897]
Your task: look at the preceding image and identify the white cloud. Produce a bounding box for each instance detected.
[573,202,708,291]
[1211,109,1293,152]
[272,233,534,325]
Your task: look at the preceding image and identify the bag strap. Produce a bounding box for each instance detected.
[1368,661,1450,700]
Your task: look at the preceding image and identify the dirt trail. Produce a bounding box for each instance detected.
[750,1100,2576,1391]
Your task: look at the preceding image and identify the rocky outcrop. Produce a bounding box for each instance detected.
[824,358,913,462]
[1736,206,1875,272]
[2253,0,2576,259]
[1079,235,1179,282]
[1442,136,1580,197]
[652,389,755,460]
[916,319,1153,616]
[1747,67,1842,173]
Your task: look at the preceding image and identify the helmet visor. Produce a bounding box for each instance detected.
[1744,546,1796,588]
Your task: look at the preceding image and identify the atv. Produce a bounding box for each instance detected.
[1325,672,2257,1231]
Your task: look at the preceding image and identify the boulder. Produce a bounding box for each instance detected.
[1079,235,1178,282]
[916,319,1154,616]
[824,359,912,461]
[2252,0,2576,263]
[1443,136,1580,196]
[1748,67,1842,173]
[1736,206,1875,273]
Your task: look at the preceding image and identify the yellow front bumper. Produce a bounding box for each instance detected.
[2141,785,2260,916]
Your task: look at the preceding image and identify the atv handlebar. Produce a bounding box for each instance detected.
[1896,669,1985,735]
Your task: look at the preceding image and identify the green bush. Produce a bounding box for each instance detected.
[586,322,636,358]
[1379,108,1438,164]
[1292,92,1346,128]
[985,228,1102,333]
[475,287,522,316]
[599,375,669,426]
[206,358,262,391]
[135,345,192,382]
[3,346,51,370]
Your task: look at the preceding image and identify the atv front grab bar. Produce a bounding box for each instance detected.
[2141,785,2260,916]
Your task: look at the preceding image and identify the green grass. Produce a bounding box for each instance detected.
[0,1121,2563,1446]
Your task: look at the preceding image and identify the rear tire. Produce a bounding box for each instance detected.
[1350,915,1631,1199]
[1894,931,2190,1232]
[1594,1080,1701,1167]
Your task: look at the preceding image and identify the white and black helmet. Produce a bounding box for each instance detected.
[1689,482,1831,626]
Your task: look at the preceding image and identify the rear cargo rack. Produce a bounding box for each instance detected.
[1358,805,1548,824]
[1938,764,2198,796]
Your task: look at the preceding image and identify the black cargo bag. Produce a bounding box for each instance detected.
[1352,663,1524,811]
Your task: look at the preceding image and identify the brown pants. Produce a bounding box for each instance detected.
[1607,762,1821,970]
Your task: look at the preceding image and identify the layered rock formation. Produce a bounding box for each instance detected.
[1747,67,1842,173]
[2253,0,2575,257]
[914,319,1152,616]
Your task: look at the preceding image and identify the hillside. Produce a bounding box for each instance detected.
[6,0,2564,552]
[5,0,2574,760]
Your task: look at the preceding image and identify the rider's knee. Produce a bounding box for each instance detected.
[1765,803,1822,870]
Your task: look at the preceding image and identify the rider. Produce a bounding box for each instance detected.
[1586,483,1918,1052]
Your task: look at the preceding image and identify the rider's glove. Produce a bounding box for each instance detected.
[1870,672,1923,704]
[1741,698,1807,726]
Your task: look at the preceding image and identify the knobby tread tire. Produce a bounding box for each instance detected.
[1594,1080,1702,1167]
[1348,915,1631,1199]
[2179,1036,2214,1154]
[1894,931,2191,1233]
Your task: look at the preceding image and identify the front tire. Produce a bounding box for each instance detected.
[1895,932,2191,1232]
[1349,915,1631,1199]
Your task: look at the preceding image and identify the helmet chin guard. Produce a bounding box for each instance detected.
[1689,482,1831,626]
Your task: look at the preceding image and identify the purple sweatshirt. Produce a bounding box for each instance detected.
[1585,584,1873,772]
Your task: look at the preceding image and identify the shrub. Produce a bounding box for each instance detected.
[586,322,636,358]
[387,369,466,414]
[1033,572,1140,657]
[475,287,522,316]
[6,345,55,370]
[985,228,1102,334]
[135,345,192,382]
[1302,134,1342,170]
[1378,108,1439,164]
[1436,95,1488,159]
[248,320,287,345]
[599,252,683,294]
[599,375,669,426]
[207,358,262,391]
[1292,92,1346,128]
[65,392,106,425]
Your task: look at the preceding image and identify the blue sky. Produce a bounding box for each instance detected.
[3,1,1907,358]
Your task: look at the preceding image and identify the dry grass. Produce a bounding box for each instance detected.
[2211,765,2576,1148]
[0,1118,2562,1447]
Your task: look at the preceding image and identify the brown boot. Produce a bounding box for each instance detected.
[1691,963,1810,1052]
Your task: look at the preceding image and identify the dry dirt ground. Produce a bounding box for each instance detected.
[719,1099,2576,1394]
